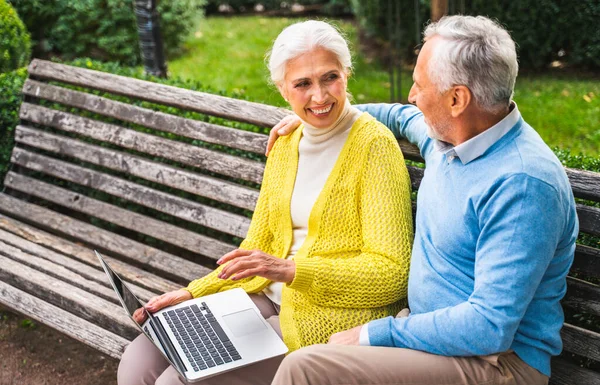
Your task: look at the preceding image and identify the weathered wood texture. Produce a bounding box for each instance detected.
[0,214,180,294]
[573,245,600,279]
[0,254,138,339]
[23,79,269,154]
[0,281,129,359]
[9,143,250,239]
[561,323,600,363]
[5,171,237,260]
[19,104,266,184]
[566,168,600,202]
[550,358,600,385]
[578,204,600,237]
[13,129,259,211]
[0,228,155,302]
[28,59,291,128]
[563,277,600,317]
[0,194,211,284]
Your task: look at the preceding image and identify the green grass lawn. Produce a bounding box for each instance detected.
[169,16,600,157]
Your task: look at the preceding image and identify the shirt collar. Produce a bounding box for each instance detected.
[435,102,521,165]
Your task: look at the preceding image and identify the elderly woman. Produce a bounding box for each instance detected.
[118,20,413,385]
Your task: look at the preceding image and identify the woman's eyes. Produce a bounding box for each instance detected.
[293,74,339,88]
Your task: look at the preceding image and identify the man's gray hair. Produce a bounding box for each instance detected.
[424,15,518,112]
[266,20,352,85]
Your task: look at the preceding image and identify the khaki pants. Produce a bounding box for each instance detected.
[271,345,549,385]
[117,294,283,385]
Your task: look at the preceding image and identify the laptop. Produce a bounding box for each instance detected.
[95,251,288,382]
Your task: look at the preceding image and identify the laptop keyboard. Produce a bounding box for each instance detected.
[164,302,242,372]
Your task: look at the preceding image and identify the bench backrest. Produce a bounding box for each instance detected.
[4,59,600,384]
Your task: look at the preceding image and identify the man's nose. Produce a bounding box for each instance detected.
[408,84,417,104]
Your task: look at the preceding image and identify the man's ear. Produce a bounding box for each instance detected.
[450,85,471,118]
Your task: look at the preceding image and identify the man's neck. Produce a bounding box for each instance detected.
[450,105,511,146]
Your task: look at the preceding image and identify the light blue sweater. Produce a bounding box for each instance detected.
[357,103,578,377]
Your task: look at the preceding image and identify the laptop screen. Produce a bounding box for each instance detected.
[100,256,148,324]
[95,251,186,376]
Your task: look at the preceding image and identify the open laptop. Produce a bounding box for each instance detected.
[95,251,288,382]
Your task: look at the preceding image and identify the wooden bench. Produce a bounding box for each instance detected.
[0,59,598,384]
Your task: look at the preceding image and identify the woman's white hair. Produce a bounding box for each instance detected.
[424,15,518,112]
[266,20,352,85]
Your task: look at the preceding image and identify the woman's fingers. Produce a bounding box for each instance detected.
[217,248,252,265]
[266,115,302,156]
[145,289,192,312]
[219,258,258,280]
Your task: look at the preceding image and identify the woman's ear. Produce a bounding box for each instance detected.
[277,83,288,102]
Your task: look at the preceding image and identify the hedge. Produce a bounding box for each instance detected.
[7,0,205,65]
[0,0,31,73]
[351,0,600,70]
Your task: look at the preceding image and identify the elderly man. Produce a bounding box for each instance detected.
[265,15,578,385]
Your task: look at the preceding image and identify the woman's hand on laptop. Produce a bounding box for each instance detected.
[217,249,296,283]
[265,114,302,156]
[133,289,194,323]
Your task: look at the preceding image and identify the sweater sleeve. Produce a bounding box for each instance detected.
[356,103,434,160]
[366,174,565,356]
[288,135,413,308]
[185,145,277,298]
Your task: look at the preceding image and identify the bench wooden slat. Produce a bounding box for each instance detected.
[0,194,210,284]
[19,104,265,184]
[10,136,251,238]
[0,238,124,304]
[563,277,600,317]
[12,137,259,211]
[0,214,181,294]
[578,204,600,237]
[0,228,155,302]
[23,79,270,155]
[28,59,291,128]
[573,244,600,279]
[561,323,600,363]
[0,254,138,339]
[0,281,129,359]
[567,168,600,203]
[550,357,600,385]
[6,172,236,260]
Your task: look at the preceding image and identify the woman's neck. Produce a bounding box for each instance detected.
[302,99,360,144]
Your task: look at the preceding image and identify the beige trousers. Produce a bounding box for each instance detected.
[117,294,283,385]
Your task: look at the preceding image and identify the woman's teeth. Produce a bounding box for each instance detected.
[310,104,333,115]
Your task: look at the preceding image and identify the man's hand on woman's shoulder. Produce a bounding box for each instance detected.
[266,114,302,156]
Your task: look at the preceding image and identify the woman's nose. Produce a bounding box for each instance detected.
[311,85,328,104]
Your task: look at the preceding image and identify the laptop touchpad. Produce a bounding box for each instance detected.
[222,308,267,337]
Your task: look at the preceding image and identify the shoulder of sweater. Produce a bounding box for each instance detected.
[353,115,398,144]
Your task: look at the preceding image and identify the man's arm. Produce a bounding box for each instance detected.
[266,103,431,157]
[354,103,431,157]
[365,174,567,356]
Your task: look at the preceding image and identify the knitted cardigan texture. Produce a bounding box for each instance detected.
[186,112,413,352]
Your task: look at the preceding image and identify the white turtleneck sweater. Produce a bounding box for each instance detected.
[263,100,362,305]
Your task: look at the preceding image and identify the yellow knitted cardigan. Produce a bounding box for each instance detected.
[186,112,413,352]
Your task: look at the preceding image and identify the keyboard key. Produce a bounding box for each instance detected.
[214,357,224,365]
[231,354,242,361]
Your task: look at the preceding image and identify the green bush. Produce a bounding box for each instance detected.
[0,0,31,72]
[205,0,351,15]
[350,0,600,70]
[466,0,600,70]
[0,66,26,186]
[349,0,428,60]
[8,0,205,65]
